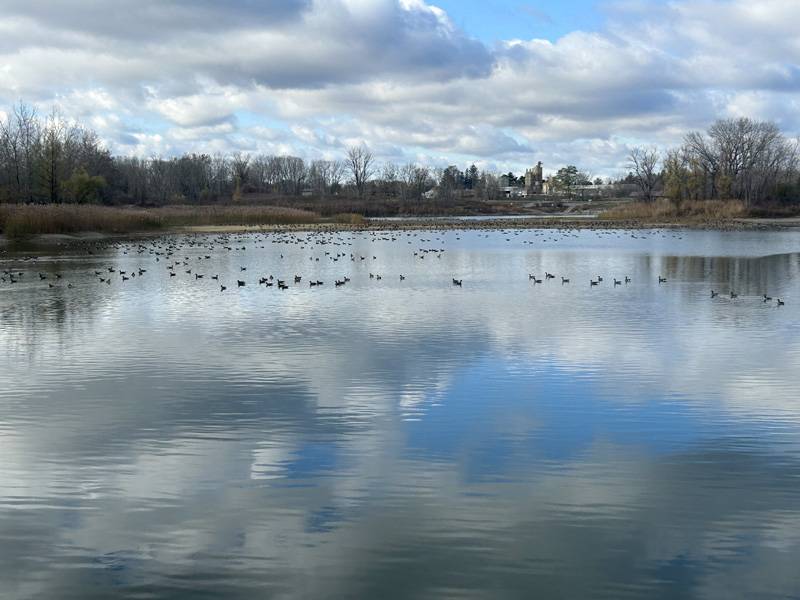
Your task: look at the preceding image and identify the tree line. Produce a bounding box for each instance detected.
[3,102,798,207]
[627,118,800,205]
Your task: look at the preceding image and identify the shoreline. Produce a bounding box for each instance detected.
[3,215,800,249]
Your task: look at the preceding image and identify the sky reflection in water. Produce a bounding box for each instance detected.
[1,227,800,599]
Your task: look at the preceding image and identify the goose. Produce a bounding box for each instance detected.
[777,298,785,306]
[730,291,738,299]
[195,274,204,279]
[711,290,719,298]
[658,276,667,283]
[763,294,772,302]
[614,279,622,285]
[561,277,570,284]
[597,276,604,282]
[452,279,462,286]
[625,276,631,283]
[237,280,245,287]
[590,280,599,286]
[220,285,227,292]
[400,275,405,280]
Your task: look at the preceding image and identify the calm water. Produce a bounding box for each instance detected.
[2,227,800,599]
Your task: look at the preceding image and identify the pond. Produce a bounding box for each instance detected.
[1,227,799,599]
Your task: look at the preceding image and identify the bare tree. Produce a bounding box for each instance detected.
[346,145,374,199]
[628,147,660,202]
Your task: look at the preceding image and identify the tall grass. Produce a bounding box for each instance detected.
[0,204,320,238]
[601,199,748,222]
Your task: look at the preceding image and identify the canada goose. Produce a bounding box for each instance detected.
[590,280,599,286]
[212,275,219,280]
[121,276,129,282]
[220,285,227,292]
[237,280,245,287]
[597,276,604,282]
[545,273,555,279]
[730,291,738,299]
[777,298,785,306]
[625,276,631,283]
[533,277,542,284]
[294,275,301,283]
[614,279,622,285]
[452,279,462,286]
[195,274,204,279]
[400,275,405,280]
[763,294,772,302]
[658,276,667,283]
[240,267,247,271]
[170,272,176,277]
[711,290,719,298]
[562,277,570,284]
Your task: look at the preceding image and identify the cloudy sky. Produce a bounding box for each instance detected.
[1,0,799,176]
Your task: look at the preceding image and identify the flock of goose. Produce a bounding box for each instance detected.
[0,226,789,307]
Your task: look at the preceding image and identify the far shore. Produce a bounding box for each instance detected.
[3,214,800,249]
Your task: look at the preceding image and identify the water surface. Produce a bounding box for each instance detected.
[2,227,800,599]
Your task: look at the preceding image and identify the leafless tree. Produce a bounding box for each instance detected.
[628,146,660,203]
[346,145,374,199]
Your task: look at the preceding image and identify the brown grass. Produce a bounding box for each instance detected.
[0,204,320,238]
[601,199,748,222]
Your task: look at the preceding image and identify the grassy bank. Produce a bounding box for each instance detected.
[0,204,321,238]
[601,199,752,223]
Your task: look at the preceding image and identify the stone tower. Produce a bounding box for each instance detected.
[525,162,544,194]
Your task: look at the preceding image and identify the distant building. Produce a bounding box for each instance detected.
[524,162,545,195]
[501,186,527,198]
